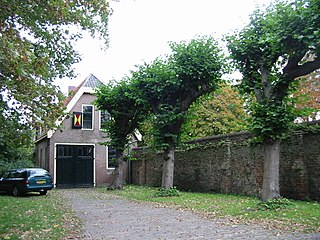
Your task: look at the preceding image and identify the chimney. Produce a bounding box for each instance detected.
[68,86,77,96]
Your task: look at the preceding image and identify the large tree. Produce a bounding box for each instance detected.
[0,101,34,173]
[226,0,320,201]
[132,36,225,189]
[181,84,247,141]
[95,79,147,189]
[1,0,110,129]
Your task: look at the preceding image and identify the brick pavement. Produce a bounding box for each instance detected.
[62,189,320,240]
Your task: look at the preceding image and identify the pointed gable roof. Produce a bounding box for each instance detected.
[35,74,105,143]
[82,73,104,88]
[63,74,104,109]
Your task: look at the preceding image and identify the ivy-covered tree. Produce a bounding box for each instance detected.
[181,84,247,141]
[226,0,320,201]
[1,0,110,129]
[95,79,147,189]
[132,36,225,189]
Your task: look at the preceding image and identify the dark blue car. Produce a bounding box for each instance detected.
[0,168,54,196]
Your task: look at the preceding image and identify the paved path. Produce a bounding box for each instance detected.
[62,189,320,240]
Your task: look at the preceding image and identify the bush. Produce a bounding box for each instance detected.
[0,147,35,175]
[257,198,293,211]
[154,187,180,197]
[0,158,35,175]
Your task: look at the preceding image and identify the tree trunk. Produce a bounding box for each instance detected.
[110,150,124,190]
[161,144,175,189]
[261,139,281,201]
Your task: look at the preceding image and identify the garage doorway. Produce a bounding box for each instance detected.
[56,145,94,188]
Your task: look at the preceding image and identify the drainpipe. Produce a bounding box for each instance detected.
[127,140,138,184]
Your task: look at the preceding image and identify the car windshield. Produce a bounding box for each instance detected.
[28,169,50,177]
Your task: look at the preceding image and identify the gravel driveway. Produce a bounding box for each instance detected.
[62,188,320,240]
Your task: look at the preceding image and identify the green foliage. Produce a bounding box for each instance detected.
[131,36,225,189]
[257,198,293,211]
[292,70,320,121]
[1,0,110,129]
[138,115,156,147]
[181,84,247,141]
[0,103,35,174]
[95,79,147,152]
[248,99,295,142]
[95,71,149,189]
[0,155,35,176]
[292,121,320,133]
[132,36,225,149]
[1,0,111,175]
[154,187,180,197]
[226,0,320,142]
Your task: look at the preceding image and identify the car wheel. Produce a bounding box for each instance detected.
[39,190,47,195]
[12,186,20,196]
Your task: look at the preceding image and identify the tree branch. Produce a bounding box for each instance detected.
[261,64,272,99]
[253,86,263,102]
[180,84,210,111]
[274,57,320,101]
[283,53,305,75]
[285,57,320,80]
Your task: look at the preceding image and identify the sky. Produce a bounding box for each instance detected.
[55,0,272,94]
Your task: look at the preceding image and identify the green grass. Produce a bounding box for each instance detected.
[98,185,320,233]
[1,186,318,238]
[0,190,81,240]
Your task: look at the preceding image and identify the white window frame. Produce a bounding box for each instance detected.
[82,104,94,130]
[106,146,115,170]
[99,110,111,130]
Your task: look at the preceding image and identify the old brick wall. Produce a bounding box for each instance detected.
[302,133,320,200]
[131,131,320,201]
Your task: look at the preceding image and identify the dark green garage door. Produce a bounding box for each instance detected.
[56,145,94,188]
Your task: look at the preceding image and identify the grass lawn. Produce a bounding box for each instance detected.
[0,190,81,240]
[98,185,320,233]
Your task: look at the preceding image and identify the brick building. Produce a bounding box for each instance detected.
[34,74,127,187]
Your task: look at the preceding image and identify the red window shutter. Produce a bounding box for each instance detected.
[72,112,82,129]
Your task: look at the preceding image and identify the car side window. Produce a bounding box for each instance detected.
[2,172,11,178]
[15,172,24,178]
